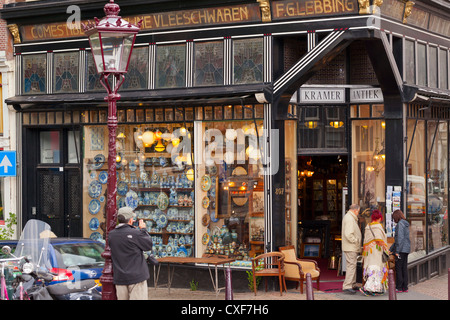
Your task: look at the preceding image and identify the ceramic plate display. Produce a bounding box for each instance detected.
[90,232,102,241]
[129,161,137,172]
[117,197,126,208]
[167,207,178,219]
[157,192,169,210]
[157,214,168,228]
[210,211,219,223]
[99,195,105,203]
[207,165,217,176]
[88,180,102,198]
[117,181,128,196]
[98,171,108,184]
[202,233,210,245]
[92,154,105,170]
[89,199,101,215]
[201,175,212,191]
[125,190,139,209]
[202,213,210,226]
[202,196,210,209]
[89,217,99,231]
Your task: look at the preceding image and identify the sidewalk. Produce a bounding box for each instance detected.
[147,272,448,300]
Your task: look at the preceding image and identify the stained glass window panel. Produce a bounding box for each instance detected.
[155,44,186,88]
[194,41,224,86]
[23,54,47,95]
[121,46,149,90]
[54,52,79,93]
[233,38,263,84]
[86,52,104,92]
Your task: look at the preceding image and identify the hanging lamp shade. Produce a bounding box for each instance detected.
[82,0,142,74]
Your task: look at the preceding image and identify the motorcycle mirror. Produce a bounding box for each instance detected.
[1,246,11,255]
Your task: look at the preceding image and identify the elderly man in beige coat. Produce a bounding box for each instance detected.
[341,204,362,294]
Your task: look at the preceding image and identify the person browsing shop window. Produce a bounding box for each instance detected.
[109,206,153,300]
[389,209,410,293]
[341,204,362,294]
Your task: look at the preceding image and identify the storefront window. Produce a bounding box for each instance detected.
[439,49,448,90]
[194,41,224,86]
[417,43,427,86]
[429,46,438,89]
[40,131,60,164]
[86,53,103,92]
[233,38,263,84]
[156,44,186,88]
[197,119,264,267]
[406,119,426,261]
[298,106,346,150]
[121,46,149,90]
[23,54,47,95]
[404,40,415,85]
[351,108,385,214]
[83,122,194,254]
[53,52,79,93]
[426,121,448,253]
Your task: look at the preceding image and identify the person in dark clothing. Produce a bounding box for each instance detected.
[389,209,411,293]
[109,206,153,300]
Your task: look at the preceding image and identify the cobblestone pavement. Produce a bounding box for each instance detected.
[147,272,448,301]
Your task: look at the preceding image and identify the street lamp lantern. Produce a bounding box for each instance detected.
[84,0,140,74]
[82,0,141,300]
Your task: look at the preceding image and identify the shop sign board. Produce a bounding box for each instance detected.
[350,88,383,103]
[300,88,345,103]
[272,0,358,20]
[19,3,262,42]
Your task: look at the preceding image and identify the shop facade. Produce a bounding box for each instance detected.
[1,0,450,286]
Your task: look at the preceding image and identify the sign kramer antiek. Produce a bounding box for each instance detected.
[300,87,383,103]
[18,0,358,42]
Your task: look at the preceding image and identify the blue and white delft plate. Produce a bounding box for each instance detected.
[129,161,137,172]
[89,217,99,231]
[89,199,101,215]
[125,190,139,210]
[90,232,102,241]
[157,214,168,228]
[98,171,108,184]
[88,180,102,198]
[117,181,128,196]
[117,197,126,208]
[92,154,105,170]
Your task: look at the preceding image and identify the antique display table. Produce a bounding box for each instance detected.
[154,256,235,296]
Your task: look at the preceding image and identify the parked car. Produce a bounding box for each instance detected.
[0,238,105,286]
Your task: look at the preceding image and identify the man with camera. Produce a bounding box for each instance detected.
[109,206,153,300]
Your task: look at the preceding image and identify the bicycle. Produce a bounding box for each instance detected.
[1,248,30,300]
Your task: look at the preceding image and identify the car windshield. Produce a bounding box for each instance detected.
[52,242,104,269]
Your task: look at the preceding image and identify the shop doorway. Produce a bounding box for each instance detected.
[297,155,348,261]
[23,128,82,237]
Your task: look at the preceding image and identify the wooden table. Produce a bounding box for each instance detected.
[153,256,235,296]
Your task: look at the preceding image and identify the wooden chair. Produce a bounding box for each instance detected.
[279,245,320,294]
[251,252,287,296]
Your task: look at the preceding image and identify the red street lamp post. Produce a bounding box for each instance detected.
[82,0,141,300]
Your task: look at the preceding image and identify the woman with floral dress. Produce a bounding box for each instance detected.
[360,210,389,296]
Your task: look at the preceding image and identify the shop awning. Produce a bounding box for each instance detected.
[6,84,273,110]
[403,85,450,105]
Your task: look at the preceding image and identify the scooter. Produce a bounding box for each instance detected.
[4,219,102,300]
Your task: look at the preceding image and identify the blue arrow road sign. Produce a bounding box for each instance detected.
[0,151,16,177]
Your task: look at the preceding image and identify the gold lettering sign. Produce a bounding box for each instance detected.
[20,4,261,42]
[272,0,358,19]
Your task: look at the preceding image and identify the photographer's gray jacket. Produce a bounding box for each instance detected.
[109,224,153,285]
